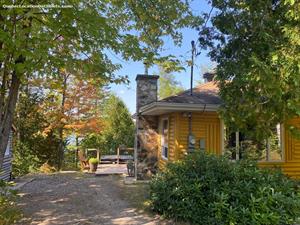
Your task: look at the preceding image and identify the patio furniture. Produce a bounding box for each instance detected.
[78,151,90,170]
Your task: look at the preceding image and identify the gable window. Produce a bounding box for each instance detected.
[225,124,283,162]
[161,118,169,160]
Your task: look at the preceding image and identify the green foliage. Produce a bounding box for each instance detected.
[81,133,104,151]
[102,95,135,153]
[82,95,135,154]
[150,152,300,225]
[0,0,202,169]
[62,148,79,171]
[89,158,99,165]
[12,142,40,177]
[199,0,300,138]
[0,180,21,225]
[0,0,202,83]
[13,92,61,175]
[158,67,184,99]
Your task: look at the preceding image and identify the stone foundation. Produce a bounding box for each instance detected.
[137,115,159,179]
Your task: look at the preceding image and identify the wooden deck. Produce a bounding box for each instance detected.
[95,164,128,176]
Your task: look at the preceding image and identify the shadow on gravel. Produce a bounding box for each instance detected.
[15,173,173,225]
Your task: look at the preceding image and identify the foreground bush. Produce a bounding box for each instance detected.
[0,179,21,225]
[12,142,40,177]
[150,152,300,225]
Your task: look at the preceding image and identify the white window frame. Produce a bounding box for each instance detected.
[161,117,169,160]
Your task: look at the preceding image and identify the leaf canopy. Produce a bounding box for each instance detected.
[199,0,300,138]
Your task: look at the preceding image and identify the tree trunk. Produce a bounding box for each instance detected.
[57,74,68,170]
[0,11,31,168]
[75,135,79,165]
[0,70,21,168]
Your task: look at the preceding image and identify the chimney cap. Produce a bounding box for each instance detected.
[203,72,216,82]
[136,74,159,81]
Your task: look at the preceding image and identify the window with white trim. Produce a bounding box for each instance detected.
[161,118,169,159]
[225,124,283,161]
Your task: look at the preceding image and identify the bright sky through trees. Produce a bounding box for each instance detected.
[110,2,213,113]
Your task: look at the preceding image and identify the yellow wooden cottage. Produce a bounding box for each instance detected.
[135,73,300,179]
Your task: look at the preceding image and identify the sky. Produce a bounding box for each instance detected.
[109,1,213,114]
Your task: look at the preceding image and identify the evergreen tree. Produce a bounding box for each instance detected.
[101,95,135,153]
[81,95,135,154]
[158,68,184,99]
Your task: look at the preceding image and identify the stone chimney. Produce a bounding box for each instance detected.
[203,72,215,83]
[136,74,159,112]
[135,74,159,180]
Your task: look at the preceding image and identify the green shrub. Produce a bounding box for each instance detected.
[150,152,300,225]
[62,148,79,171]
[0,179,21,225]
[12,142,40,177]
[89,158,99,164]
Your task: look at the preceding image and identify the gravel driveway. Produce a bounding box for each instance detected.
[16,172,171,225]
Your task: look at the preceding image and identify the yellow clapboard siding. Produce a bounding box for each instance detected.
[259,161,300,178]
[158,112,221,168]
[157,112,300,179]
[178,112,221,156]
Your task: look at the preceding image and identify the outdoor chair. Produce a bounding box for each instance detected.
[78,151,90,170]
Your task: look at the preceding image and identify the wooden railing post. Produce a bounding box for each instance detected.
[117,147,120,164]
[96,149,100,162]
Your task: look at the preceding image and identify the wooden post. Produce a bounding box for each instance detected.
[96,149,100,162]
[117,147,120,164]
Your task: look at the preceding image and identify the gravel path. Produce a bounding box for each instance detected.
[16,172,170,225]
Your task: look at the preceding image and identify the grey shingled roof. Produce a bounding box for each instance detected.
[158,81,222,105]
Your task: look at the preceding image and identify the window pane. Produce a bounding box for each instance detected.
[161,119,169,159]
[164,147,168,158]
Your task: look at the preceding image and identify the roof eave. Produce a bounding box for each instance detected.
[139,102,220,116]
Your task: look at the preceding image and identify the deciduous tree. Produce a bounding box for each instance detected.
[198,0,300,139]
[0,0,202,167]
